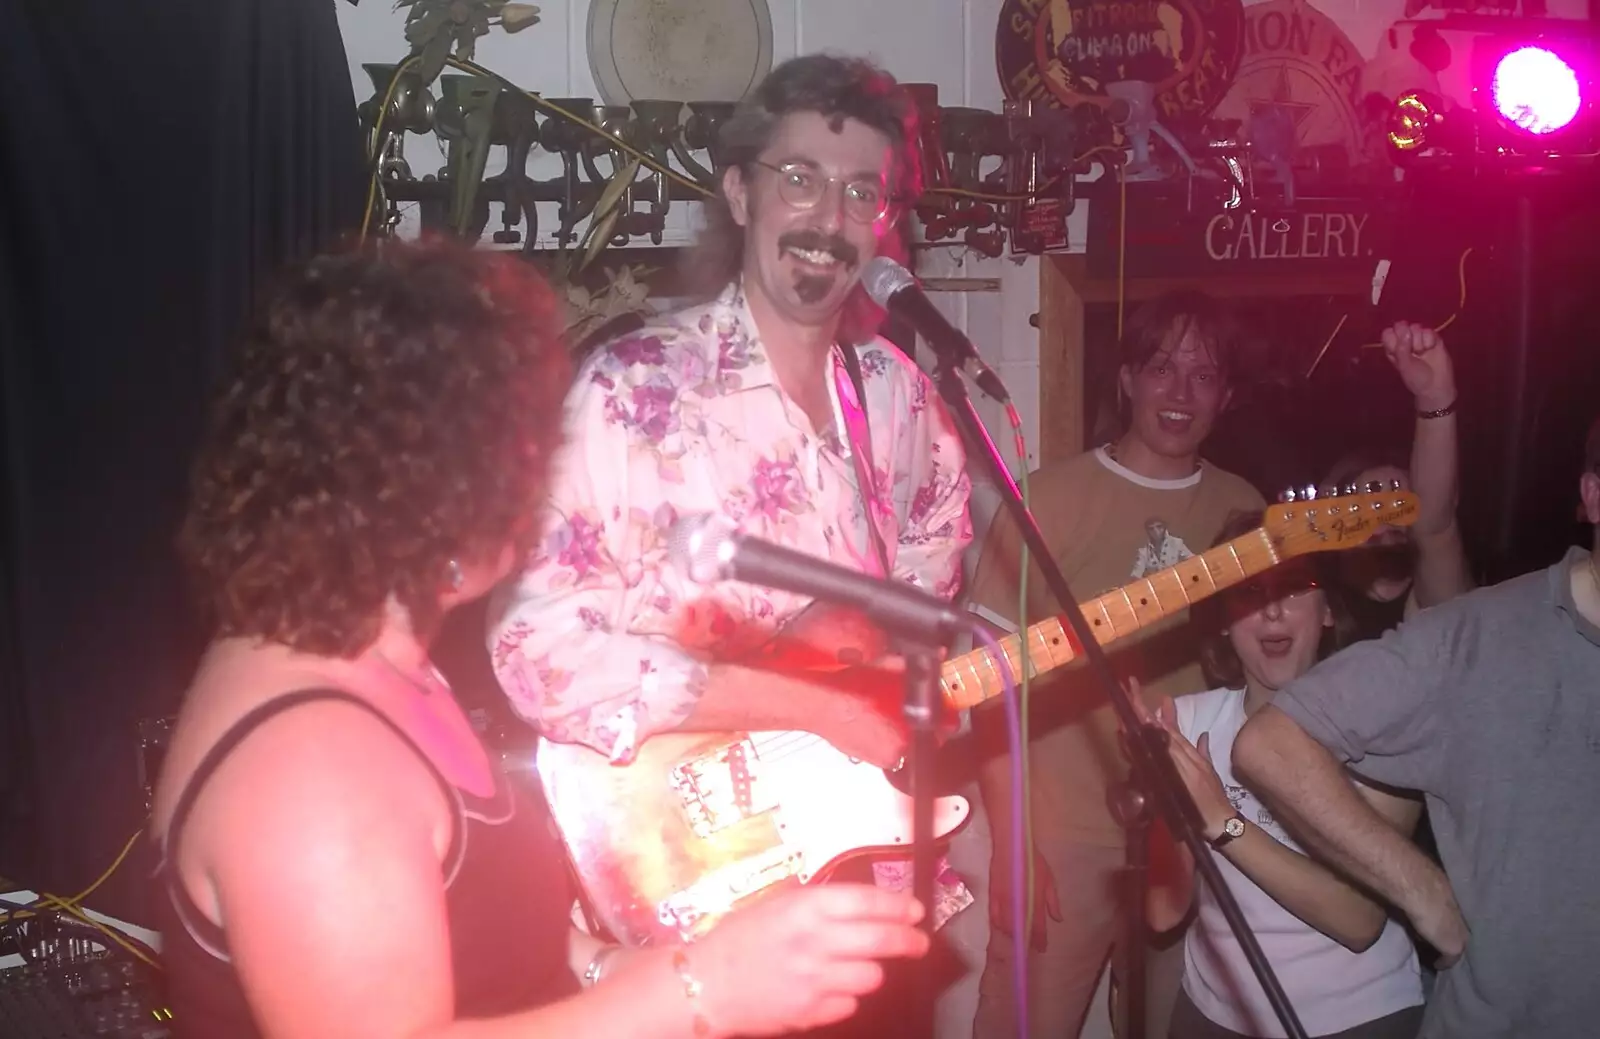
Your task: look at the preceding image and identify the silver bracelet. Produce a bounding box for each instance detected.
[581,944,623,988]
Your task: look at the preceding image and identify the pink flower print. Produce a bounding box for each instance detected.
[624,378,680,443]
[610,334,669,367]
[577,606,608,631]
[910,474,942,527]
[717,328,755,379]
[556,513,606,578]
[859,350,891,378]
[749,456,809,519]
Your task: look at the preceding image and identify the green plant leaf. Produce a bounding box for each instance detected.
[591,156,641,228]
[453,25,478,63]
[416,33,451,83]
[580,207,622,270]
[404,9,448,46]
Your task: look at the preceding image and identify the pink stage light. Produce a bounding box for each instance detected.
[1492,46,1582,135]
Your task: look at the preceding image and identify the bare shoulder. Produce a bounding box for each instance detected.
[156,656,452,925]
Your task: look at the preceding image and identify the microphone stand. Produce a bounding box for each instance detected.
[924,355,1308,1039]
[901,642,944,1039]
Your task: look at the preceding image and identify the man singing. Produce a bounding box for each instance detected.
[488,53,974,1035]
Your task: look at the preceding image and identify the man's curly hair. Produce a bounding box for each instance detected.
[180,238,570,657]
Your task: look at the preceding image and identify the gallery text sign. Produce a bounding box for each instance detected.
[1086,195,1385,278]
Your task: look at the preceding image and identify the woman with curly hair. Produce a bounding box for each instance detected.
[151,239,929,1039]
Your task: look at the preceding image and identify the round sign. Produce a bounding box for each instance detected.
[1211,1,1369,158]
[996,0,1246,119]
[587,0,774,105]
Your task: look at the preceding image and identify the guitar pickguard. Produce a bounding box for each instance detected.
[668,737,781,838]
[657,843,805,935]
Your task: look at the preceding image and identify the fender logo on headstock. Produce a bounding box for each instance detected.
[1329,512,1373,542]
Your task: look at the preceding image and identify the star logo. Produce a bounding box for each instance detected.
[1248,64,1319,145]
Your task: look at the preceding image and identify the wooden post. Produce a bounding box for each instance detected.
[1038,254,1085,464]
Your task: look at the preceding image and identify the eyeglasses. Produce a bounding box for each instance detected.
[752,160,894,224]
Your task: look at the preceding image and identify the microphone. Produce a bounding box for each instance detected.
[667,513,967,645]
[861,257,1011,403]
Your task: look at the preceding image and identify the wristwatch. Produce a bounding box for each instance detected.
[1210,813,1247,850]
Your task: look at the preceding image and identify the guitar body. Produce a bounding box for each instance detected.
[539,730,969,946]
[540,490,1419,946]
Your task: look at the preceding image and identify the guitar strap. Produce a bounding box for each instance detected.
[837,342,893,577]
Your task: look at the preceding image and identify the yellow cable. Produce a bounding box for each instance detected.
[61,828,144,909]
[36,894,161,970]
[0,826,160,970]
[1117,164,1127,340]
[358,56,420,243]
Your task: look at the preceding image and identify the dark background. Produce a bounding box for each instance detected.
[0,0,364,921]
[2,1,1598,931]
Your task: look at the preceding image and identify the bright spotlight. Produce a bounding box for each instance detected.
[1492,46,1581,134]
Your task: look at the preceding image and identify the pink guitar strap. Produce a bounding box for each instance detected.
[836,343,893,578]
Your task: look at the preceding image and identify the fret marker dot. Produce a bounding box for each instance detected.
[1139,598,1148,606]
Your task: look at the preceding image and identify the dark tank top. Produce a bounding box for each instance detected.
[152,688,578,1035]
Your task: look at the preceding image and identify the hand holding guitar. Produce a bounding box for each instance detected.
[757,602,910,770]
[689,884,930,1036]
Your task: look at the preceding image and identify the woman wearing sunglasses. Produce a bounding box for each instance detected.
[1144,513,1426,1039]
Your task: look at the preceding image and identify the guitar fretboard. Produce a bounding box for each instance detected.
[939,527,1281,710]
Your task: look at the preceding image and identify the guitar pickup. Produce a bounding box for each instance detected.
[669,737,781,838]
[657,845,805,936]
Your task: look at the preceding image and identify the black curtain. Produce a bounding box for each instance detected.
[0,0,364,923]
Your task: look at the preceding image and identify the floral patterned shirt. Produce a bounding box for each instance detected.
[488,281,975,926]
[489,281,972,761]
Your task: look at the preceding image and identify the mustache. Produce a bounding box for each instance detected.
[777,230,859,267]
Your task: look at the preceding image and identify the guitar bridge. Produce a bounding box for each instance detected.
[669,737,779,838]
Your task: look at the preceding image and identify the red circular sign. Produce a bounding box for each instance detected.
[997,0,1246,119]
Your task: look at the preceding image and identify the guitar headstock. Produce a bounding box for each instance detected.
[1264,481,1420,558]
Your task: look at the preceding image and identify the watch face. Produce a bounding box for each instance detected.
[1224,817,1246,838]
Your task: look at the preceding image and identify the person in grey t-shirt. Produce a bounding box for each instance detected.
[1232,417,1600,1039]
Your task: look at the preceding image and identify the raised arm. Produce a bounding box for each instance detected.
[1381,322,1473,610]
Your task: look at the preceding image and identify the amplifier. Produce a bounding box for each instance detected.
[0,912,170,1039]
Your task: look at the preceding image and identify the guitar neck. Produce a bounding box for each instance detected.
[941,526,1282,710]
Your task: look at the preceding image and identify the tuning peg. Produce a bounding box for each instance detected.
[1301,484,1318,501]
[1365,481,1382,493]
[1278,487,1299,503]
[1389,479,1402,490]
[1341,482,1357,496]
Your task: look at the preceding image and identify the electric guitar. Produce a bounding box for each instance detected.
[538,487,1419,945]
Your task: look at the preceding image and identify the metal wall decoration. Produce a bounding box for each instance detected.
[357,32,1399,261]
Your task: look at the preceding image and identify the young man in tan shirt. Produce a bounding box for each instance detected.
[968,290,1264,1038]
